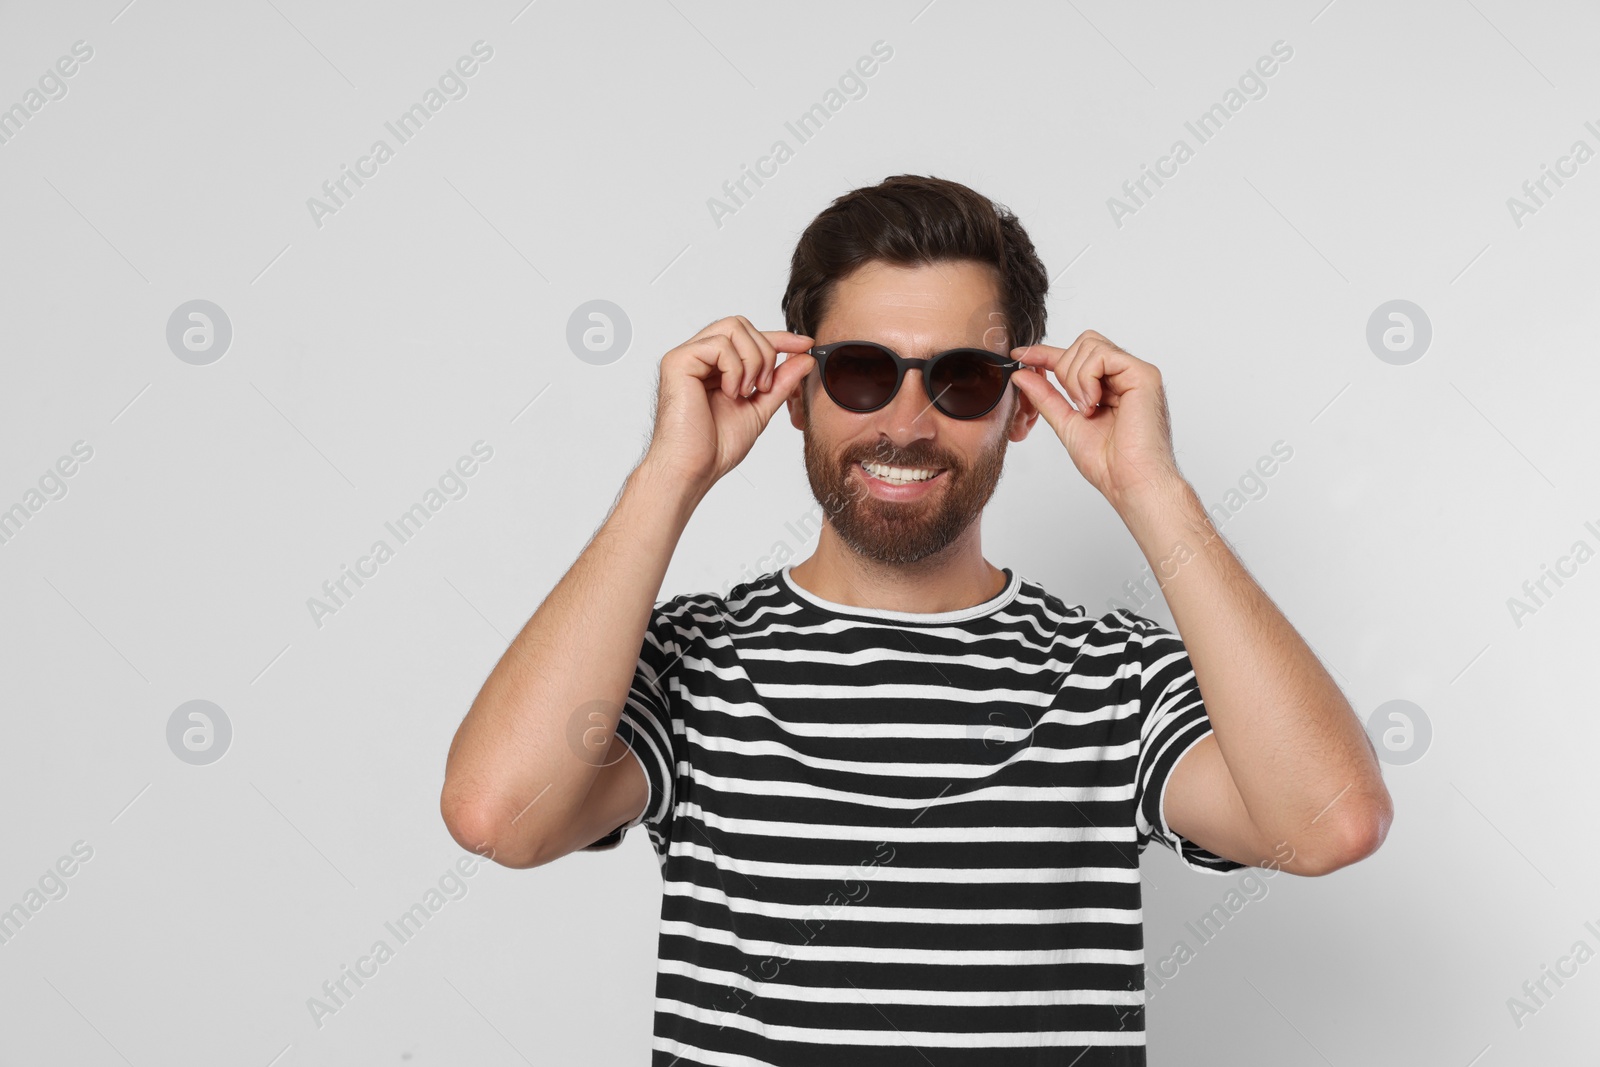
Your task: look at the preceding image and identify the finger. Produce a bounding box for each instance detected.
[1010,343,1070,382]
[1073,339,1106,416]
[1058,330,1115,415]
[733,316,778,391]
[691,316,809,352]
[764,330,815,355]
[1064,337,1098,415]
[675,335,746,399]
[687,317,781,394]
[723,323,765,398]
[749,353,815,424]
[763,330,815,349]
[689,315,746,342]
[1009,365,1079,440]
[1078,339,1141,415]
[758,329,816,392]
[1013,342,1087,412]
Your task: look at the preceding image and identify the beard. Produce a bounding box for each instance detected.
[799,389,1011,566]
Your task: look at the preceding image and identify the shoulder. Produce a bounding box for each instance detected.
[1015,580,1186,671]
[1005,574,1088,627]
[722,568,783,610]
[655,569,787,631]
[1097,607,1168,636]
[656,589,726,619]
[1093,609,1186,665]
[648,591,726,643]
[1009,576,1164,640]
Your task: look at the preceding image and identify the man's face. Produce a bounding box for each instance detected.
[786,259,1040,566]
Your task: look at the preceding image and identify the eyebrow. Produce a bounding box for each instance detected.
[845,337,989,353]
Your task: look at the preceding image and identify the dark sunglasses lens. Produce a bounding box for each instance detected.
[823,344,898,411]
[930,351,1007,417]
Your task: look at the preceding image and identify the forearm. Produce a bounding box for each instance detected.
[440,459,702,864]
[1116,475,1391,860]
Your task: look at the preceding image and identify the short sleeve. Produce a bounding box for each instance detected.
[1121,612,1248,875]
[578,605,680,858]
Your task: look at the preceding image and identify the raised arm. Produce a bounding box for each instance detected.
[439,318,814,868]
[1011,330,1392,876]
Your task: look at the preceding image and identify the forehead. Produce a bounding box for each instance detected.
[818,259,1006,351]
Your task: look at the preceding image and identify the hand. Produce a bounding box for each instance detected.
[640,316,815,496]
[1009,330,1185,509]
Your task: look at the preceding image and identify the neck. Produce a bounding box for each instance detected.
[787,522,1007,614]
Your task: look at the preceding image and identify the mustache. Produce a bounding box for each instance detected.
[844,444,957,471]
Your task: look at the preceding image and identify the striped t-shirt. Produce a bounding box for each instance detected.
[582,563,1245,1066]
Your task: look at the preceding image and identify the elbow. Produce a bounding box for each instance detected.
[440,787,544,870]
[1302,791,1394,877]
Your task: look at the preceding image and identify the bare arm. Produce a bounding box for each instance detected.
[440,461,701,867]
[440,317,815,868]
[1010,330,1392,877]
[1120,476,1393,876]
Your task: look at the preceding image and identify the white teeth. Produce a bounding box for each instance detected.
[863,461,938,485]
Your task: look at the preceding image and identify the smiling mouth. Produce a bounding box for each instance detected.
[858,460,947,486]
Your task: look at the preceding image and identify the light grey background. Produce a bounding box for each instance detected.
[2,1,1595,1064]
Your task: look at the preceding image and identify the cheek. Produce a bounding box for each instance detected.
[959,425,1009,468]
[958,423,1002,451]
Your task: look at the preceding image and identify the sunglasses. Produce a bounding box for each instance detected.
[808,340,1024,420]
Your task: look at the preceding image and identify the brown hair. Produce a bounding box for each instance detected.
[781,174,1050,351]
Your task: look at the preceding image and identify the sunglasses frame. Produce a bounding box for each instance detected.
[808,340,1025,420]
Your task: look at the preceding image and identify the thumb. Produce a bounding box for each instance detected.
[1012,366,1080,442]
[750,353,815,425]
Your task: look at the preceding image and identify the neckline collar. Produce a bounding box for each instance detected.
[776,563,1020,624]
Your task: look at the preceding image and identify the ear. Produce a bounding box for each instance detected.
[787,371,812,430]
[1005,379,1041,442]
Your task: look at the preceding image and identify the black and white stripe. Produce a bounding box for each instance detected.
[582,564,1244,1066]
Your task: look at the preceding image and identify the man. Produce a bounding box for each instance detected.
[441,175,1393,1065]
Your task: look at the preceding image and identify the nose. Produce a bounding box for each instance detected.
[876,367,939,447]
